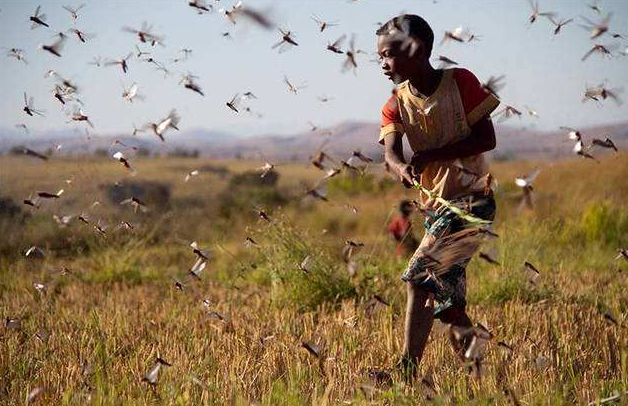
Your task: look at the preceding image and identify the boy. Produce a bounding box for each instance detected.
[388,199,418,257]
[376,14,499,377]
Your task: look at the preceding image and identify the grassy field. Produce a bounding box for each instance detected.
[1,153,627,405]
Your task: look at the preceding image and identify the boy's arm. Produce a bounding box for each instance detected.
[410,117,496,173]
[384,131,417,187]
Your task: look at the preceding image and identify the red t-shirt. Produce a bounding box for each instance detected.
[389,215,411,240]
[380,67,497,134]
[389,216,418,256]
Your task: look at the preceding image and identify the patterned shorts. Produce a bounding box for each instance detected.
[401,195,496,318]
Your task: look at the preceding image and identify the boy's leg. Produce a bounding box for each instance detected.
[438,305,473,361]
[402,282,434,370]
[399,227,438,377]
[401,194,496,368]
[433,195,496,361]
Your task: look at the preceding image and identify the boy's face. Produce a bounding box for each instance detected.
[377,35,424,84]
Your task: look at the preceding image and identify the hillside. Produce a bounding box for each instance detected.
[1,120,626,162]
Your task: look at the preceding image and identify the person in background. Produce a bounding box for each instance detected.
[388,199,419,257]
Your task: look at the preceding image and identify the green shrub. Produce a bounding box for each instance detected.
[218,170,287,219]
[321,215,358,235]
[82,242,162,285]
[102,180,171,211]
[218,186,287,219]
[328,173,376,197]
[578,201,628,246]
[327,173,396,197]
[469,270,552,305]
[249,216,356,311]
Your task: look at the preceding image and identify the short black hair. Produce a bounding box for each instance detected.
[399,199,414,212]
[376,14,434,57]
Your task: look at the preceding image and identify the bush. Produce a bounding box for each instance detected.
[249,216,356,311]
[327,173,377,197]
[136,147,152,157]
[230,170,279,187]
[81,238,163,285]
[218,170,286,218]
[469,270,552,305]
[8,145,26,156]
[578,201,628,246]
[93,148,109,157]
[167,147,200,158]
[199,164,230,178]
[101,181,171,211]
[0,196,26,222]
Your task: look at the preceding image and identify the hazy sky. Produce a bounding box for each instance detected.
[0,0,627,138]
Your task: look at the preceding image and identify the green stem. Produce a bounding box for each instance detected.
[412,182,491,226]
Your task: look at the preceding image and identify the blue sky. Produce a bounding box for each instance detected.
[0,0,627,138]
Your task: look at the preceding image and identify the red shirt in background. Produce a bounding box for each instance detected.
[389,215,418,257]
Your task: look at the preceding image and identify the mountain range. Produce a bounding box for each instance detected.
[1,120,626,162]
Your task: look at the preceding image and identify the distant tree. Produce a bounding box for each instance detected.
[218,170,285,218]
[94,148,109,157]
[229,169,279,187]
[9,145,25,156]
[492,151,515,162]
[102,181,171,211]
[198,164,230,178]
[136,147,151,157]
[168,147,199,158]
[0,196,28,223]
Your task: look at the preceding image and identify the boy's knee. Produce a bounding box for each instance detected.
[407,281,427,296]
[438,305,470,326]
[406,283,435,306]
[438,308,456,324]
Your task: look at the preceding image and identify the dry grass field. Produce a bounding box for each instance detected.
[1,153,627,405]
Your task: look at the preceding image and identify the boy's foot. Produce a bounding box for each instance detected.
[394,355,418,383]
[366,368,393,388]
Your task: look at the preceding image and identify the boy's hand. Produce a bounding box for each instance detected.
[410,152,432,174]
[396,164,418,188]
